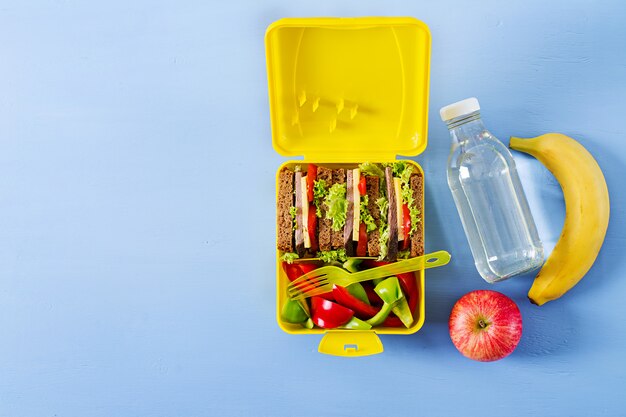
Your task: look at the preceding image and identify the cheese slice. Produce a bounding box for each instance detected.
[393,177,404,241]
[301,176,311,248]
[352,168,361,241]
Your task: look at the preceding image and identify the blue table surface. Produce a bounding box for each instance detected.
[1,1,625,416]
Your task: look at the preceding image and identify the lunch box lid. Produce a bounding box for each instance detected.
[265,17,431,162]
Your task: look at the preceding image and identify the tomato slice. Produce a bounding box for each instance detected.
[402,203,411,237]
[306,164,317,202]
[400,203,411,250]
[358,176,367,196]
[308,202,318,252]
[356,223,367,257]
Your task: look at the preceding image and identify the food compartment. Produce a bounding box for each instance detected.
[275,160,426,335]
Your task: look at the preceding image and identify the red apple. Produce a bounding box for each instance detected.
[449,290,522,362]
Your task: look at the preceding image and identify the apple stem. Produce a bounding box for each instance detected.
[478,319,487,329]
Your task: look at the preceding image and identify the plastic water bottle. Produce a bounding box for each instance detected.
[441,98,544,283]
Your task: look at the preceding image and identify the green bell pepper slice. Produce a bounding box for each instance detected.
[281,299,308,324]
[365,303,394,327]
[374,276,403,304]
[342,258,363,273]
[346,282,370,305]
[340,316,372,330]
[366,277,410,327]
[341,259,370,305]
[391,294,413,328]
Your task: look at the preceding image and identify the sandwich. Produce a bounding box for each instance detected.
[277,162,423,263]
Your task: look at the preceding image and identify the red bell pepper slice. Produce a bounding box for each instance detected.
[356,223,367,257]
[363,283,383,306]
[361,260,390,269]
[283,262,334,301]
[308,202,318,252]
[397,271,419,313]
[306,164,317,202]
[332,285,378,319]
[311,297,354,329]
[333,283,408,327]
[282,262,317,298]
[297,263,318,275]
[358,176,367,196]
[295,263,318,293]
[282,262,304,282]
[281,262,334,301]
[295,262,317,292]
[383,315,405,327]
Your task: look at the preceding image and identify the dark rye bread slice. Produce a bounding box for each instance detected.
[316,166,333,252]
[330,169,346,249]
[343,169,355,257]
[277,168,294,252]
[365,175,381,257]
[409,172,424,257]
[385,166,398,261]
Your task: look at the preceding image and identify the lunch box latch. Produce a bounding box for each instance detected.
[318,331,384,357]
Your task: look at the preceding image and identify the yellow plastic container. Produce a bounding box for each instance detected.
[266,17,431,356]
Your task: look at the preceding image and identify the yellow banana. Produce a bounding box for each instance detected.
[509,133,610,305]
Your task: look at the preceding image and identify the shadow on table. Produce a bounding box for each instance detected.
[510,296,579,359]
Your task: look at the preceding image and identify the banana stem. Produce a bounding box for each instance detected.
[509,137,534,153]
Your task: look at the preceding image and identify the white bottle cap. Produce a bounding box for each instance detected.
[439,97,480,122]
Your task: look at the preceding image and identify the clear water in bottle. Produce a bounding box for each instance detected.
[441,98,544,283]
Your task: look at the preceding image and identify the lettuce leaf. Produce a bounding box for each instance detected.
[393,162,421,236]
[313,179,328,218]
[376,197,388,227]
[378,225,389,261]
[386,161,412,179]
[359,162,385,178]
[397,249,410,259]
[281,252,300,264]
[400,182,421,235]
[289,206,297,231]
[408,204,421,235]
[360,162,388,198]
[376,196,389,260]
[399,164,413,184]
[324,183,347,232]
[317,249,348,263]
[360,195,377,233]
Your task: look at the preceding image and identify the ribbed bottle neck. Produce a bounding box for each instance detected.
[445,110,482,129]
[446,111,486,145]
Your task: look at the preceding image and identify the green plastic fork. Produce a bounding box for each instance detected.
[287,250,451,300]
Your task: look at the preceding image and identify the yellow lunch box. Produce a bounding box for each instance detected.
[266,17,432,356]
